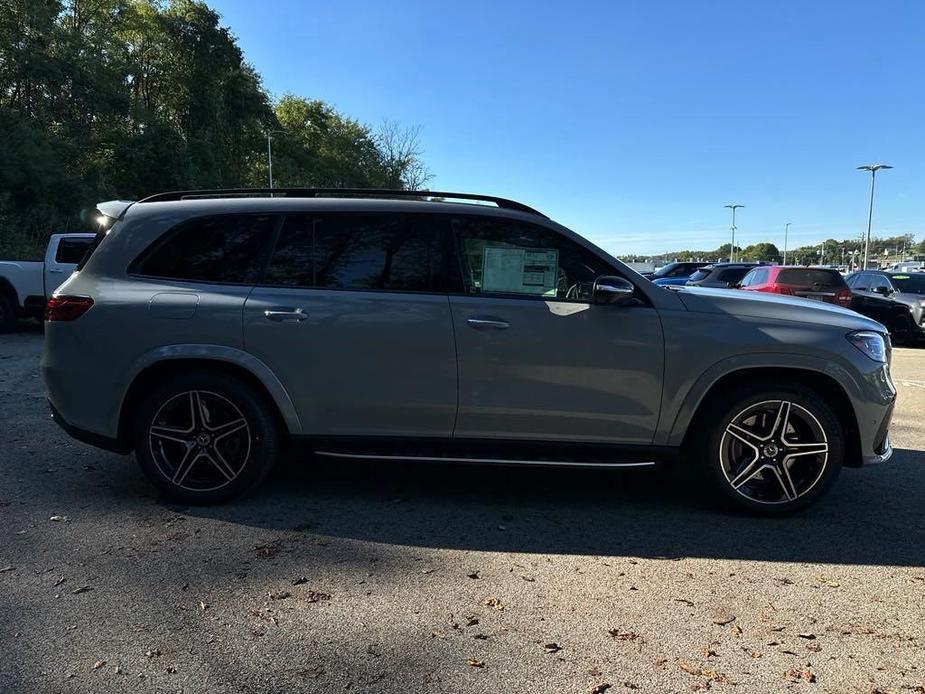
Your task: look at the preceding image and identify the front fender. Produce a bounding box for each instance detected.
[659,352,863,446]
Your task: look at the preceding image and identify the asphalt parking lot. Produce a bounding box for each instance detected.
[1,328,923,694]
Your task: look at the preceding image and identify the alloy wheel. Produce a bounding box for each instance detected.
[719,400,829,505]
[148,390,252,492]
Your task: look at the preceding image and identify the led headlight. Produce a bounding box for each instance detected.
[847,330,888,363]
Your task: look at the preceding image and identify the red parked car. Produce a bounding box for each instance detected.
[738,266,852,307]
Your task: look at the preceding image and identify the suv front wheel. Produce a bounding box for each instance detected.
[703,384,843,515]
[133,372,280,504]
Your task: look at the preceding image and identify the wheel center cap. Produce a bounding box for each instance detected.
[763,443,780,458]
[196,433,212,446]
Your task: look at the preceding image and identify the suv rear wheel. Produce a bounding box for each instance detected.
[133,372,279,504]
[702,384,843,515]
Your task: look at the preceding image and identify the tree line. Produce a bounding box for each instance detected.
[0,0,430,259]
[622,233,924,266]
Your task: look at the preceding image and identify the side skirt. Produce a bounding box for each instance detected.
[291,436,679,469]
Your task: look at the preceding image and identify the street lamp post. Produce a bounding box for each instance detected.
[857,163,893,269]
[265,129,288,188]
[724,204,744,262]
[783,222,791,265]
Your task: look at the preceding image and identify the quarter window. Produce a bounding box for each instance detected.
[132,215,276,284]
[451,216,611,301]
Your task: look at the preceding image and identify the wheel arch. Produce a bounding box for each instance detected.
[0,277,19,306]
[678,365,862,467]
[117,347,302,451]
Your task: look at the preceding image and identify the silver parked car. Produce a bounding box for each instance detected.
[42,189,896,514]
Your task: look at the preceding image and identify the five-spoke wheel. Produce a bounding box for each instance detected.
[134,373,279,504]
[704,384,843,515]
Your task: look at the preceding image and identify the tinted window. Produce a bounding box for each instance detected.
[717,268,749,284]
[890,274,925,295]
[777,269,846,288]
[264,213,453,292]
[845,273,859,288]
[132,215,276,284]
[868,275,891,292]
[55,237,93,264]
[451,216,612,300]
[689,268,712,282]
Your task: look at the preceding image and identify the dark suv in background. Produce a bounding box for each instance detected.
[685,262,766,289]
[42,189,895,514]
[846,270,925,343]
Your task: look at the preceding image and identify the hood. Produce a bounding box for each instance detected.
[674,286,886,333]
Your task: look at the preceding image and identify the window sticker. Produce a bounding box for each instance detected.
[481,246,558,295]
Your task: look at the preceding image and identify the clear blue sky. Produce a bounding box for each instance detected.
[213,0,924,256]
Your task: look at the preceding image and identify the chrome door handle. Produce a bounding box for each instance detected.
[264,308,308,322]
[466,318,510,329]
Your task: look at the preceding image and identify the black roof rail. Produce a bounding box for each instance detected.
[136,188,546,217]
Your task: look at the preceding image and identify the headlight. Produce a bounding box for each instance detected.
[847,330,888,363]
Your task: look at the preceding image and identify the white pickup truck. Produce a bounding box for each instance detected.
[0,233,96,332]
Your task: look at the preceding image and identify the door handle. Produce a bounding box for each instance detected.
[49,268,64,274]
[264,308,308,322]
[466,317,510,329]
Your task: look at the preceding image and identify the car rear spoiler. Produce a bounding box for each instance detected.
[96,200,134,222]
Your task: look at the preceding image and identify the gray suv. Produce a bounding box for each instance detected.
[42,189,896,514]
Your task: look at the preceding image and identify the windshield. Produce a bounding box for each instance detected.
[652,262,681,278]
[890,274,925,295]
[688,268,712,282]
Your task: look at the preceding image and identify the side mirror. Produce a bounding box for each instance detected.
[873,285,891,296]
[593,276,635,305]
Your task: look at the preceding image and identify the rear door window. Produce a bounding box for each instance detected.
[55,237,93,264]
[689,268,712,282]
[264,213,457,292]
[131,214,277,284]
[717,268,749,285]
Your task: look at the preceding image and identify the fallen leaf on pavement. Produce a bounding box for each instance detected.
[815,575,840,587]
[587,684,611,694]
[483,597,504,611]
[91,660,105,670]
[608,628,640,641]
[544,642,562,653]
[465,658,484,668]
[729,624,743,636]
[797,632,816,640]
[712,615,736,626]
[71,585,91,594]
[674,598,695,606]
[50,515,70,523]
[421,568,435,574]
[679,661,702,676]
[0,565,13,573]
[198,601,208,611]
[269,590,291,600]
[701,647,718,658]
[305,590,331,603]
[467,571,480,579]
[292,576,308,585]
[473,634,489,640]
[784,668,816,683]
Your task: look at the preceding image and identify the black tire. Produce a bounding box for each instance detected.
[0,292,17,334]
[697,382,843,516]
[132,372,280,504]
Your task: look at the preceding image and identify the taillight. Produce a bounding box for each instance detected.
[44,296,94,322]
[836,289,852,306]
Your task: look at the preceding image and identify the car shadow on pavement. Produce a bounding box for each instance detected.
[174,446,925,567]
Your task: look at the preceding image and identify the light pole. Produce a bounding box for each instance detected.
[725,204,744,262]
[857,163,892,269]
[265,129,287,188]
[783,222,791,265]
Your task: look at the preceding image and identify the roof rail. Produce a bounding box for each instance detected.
[136,188,546,217]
